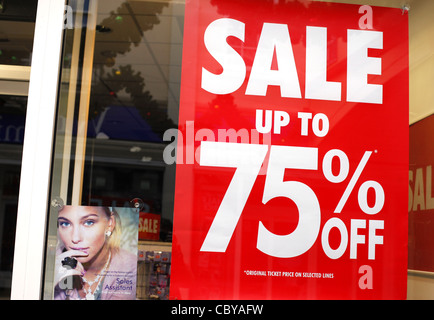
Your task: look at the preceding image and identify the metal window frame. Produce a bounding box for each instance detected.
[10,0,66,300]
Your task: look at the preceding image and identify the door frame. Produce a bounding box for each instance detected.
[10,0,66,300]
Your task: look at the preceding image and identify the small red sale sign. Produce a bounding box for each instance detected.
[138,212,160,241]
[170,0,408,299]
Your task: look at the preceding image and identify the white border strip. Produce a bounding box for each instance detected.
[11,0,66,300]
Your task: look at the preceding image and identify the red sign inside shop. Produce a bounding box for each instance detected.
[138,212,161,241]
[409,114,434,272]
[170,0,409,299]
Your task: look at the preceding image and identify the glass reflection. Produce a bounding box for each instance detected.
[44,0,183,300]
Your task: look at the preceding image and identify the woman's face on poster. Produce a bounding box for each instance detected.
[57,206,113,263]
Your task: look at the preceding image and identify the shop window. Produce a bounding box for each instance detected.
[40,0,434,300]
[43,0,182,300]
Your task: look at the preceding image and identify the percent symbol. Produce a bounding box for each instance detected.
[322,150,385,215]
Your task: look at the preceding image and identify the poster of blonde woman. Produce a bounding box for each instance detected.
[53,205,139,300]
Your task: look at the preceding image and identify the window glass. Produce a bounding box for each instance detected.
[43,0,182,300]
[41,0,434,300]
[407,0,434,299]
[0,95,28,299]
[0,0,35,299]
[0,0,36,66]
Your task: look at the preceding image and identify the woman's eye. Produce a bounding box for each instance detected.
[59,221,70,228]
[84,220,95,226]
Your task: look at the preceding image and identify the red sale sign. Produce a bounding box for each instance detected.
[138,212,161,241]
[409,114,434,272]
[170,0,408,299]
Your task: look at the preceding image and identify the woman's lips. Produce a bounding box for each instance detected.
[71,247,89,254]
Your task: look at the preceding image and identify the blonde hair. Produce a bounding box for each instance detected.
[101,207,122,254]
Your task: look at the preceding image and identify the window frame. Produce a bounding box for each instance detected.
[10,0,66,300]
